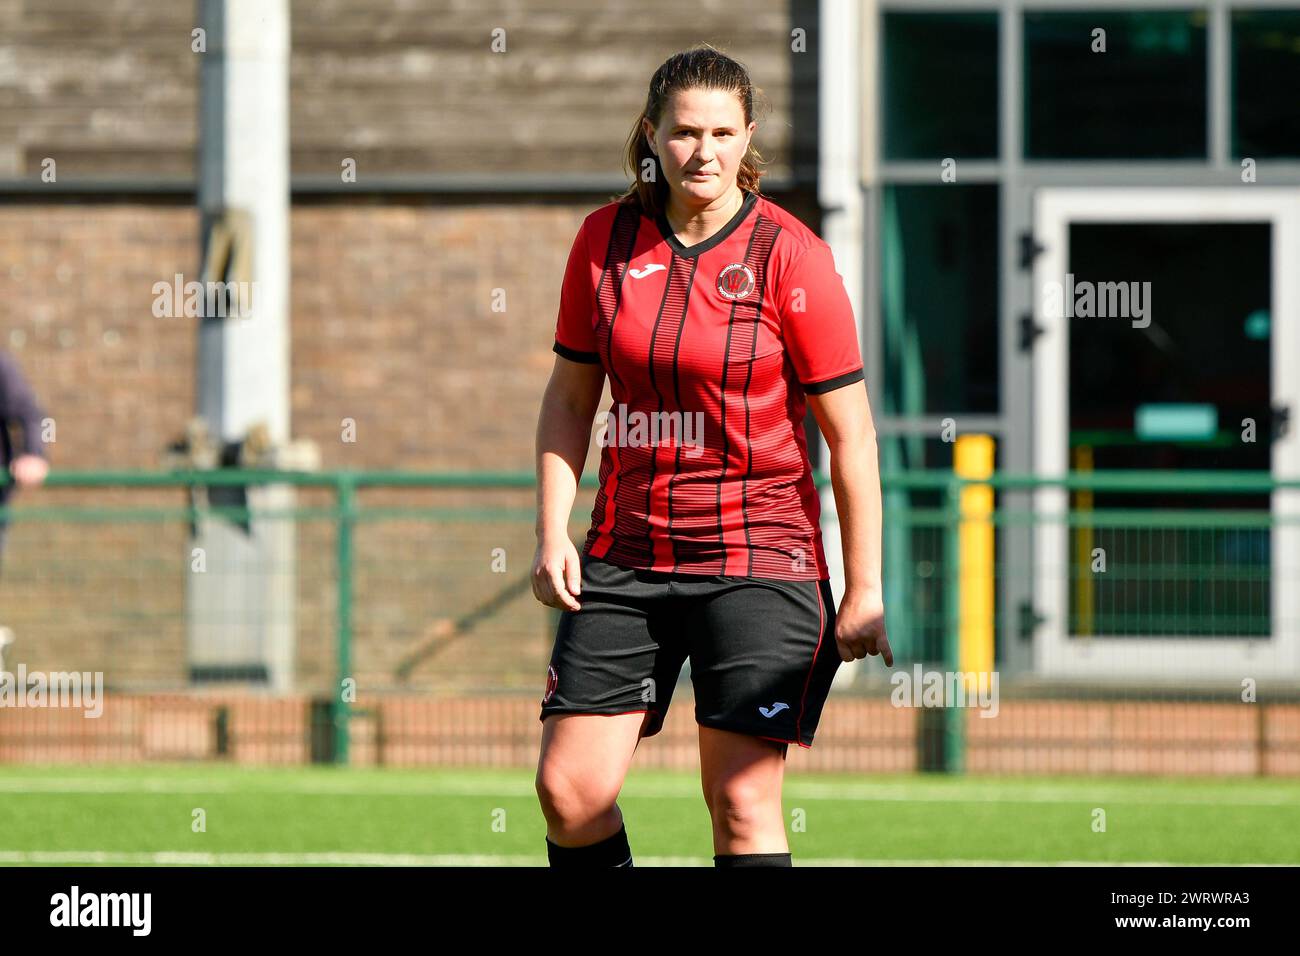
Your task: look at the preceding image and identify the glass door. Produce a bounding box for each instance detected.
[1031,189,1300,678]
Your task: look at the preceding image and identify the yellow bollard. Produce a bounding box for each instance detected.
[955,435,995,691]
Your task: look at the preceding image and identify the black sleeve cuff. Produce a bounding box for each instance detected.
[553,341,600,364]
[802,367,864,394]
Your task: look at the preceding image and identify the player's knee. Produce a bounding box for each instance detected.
[704,778,774,836]
[535,767,619,830]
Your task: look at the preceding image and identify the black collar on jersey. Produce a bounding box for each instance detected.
[654,189,758,259]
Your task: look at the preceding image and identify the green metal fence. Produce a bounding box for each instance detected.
[0,468,1297,772]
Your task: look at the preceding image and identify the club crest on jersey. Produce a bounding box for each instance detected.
[542,665,558,704]
[716,263,755,301]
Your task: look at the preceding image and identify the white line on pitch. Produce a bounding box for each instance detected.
[0,777,1295,806]
[0,851,1288,867]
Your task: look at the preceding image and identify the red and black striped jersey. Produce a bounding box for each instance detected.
[552,188,863,581]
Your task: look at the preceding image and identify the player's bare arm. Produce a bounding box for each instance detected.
[808,380,892,666]
[532,354,605,611]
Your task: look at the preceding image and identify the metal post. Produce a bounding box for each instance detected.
[943,474,966,773]
[334,476,356,764]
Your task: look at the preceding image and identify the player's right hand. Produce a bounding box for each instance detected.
[531,537,583,612]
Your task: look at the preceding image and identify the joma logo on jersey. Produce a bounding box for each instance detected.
[716,263,755,301]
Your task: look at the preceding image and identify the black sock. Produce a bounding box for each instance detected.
[546,822,633,867]
[714,852,792,867]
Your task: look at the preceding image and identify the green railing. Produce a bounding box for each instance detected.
[2,468,1298,768]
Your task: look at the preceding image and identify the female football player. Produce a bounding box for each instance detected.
[533,44,890,867]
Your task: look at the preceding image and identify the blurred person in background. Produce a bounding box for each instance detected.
[0,349,50,575]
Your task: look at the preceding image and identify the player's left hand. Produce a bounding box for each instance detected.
[9,454,48,488]
[835,590,892,665]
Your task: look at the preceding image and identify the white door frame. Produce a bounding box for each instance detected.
[1032,188,1300,679]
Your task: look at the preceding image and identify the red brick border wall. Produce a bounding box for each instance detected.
[2,693,1297,776]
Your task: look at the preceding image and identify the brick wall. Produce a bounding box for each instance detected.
[0,200,611,694]
[0,193,819,694]
[291,202,589,472]
[0,203,201,688]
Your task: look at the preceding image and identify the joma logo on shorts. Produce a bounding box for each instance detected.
[758,702,789,718]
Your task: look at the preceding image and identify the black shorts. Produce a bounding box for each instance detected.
[538,555,842,749]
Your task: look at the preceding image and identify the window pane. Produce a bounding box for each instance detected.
[883,13,1000,160]
[1232,11,1300,158]
[1066,222,1272,637]
[1024,11,1207,159]
[880,185,1000,415]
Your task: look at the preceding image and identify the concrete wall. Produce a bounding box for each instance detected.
[1,0,815,180]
